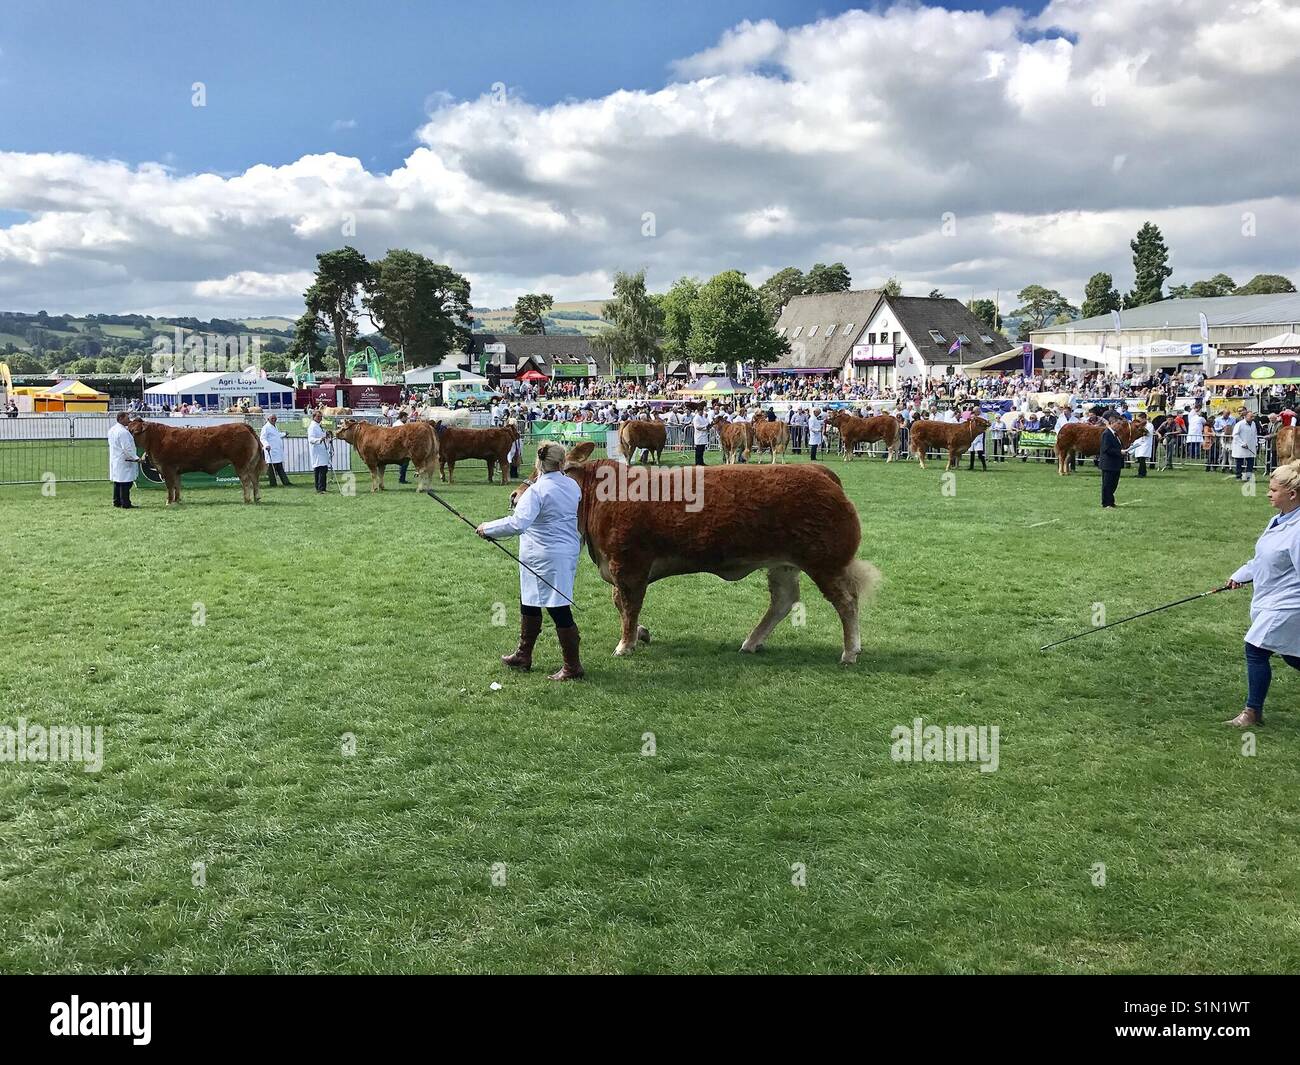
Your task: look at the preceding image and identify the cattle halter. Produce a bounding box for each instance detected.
[423,489,577,608]
[1040,583,1246,651]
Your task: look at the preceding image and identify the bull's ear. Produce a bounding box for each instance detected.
[566,441,597,463]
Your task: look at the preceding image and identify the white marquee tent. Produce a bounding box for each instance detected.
[144,371,296,410]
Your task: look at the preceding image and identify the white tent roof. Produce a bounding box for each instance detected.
[145,370,293,395]
[1251,332,1300,348]
[404,364,488,385]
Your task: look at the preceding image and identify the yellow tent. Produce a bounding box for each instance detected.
[34,379,110,412]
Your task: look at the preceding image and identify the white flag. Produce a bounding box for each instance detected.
[131,364,145,382]
[1199,312,1209,341]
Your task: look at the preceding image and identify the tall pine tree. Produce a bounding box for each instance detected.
[1081,272,1122,319]
[1124,222,1172,308]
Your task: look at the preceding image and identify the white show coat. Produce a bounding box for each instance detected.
[307,420,331,467]
[1129,423,1154,459]
[692,413,711,446]
[260,421,287,463]
[481,471,582,607]
[807,415,825,445]
[107,422,138,482]
[1231,508,1300,656]
[1232,419,1259,458]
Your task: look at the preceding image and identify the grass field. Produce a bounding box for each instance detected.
[3,453,1300,973]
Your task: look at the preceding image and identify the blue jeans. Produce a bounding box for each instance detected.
[1244,642,1300,717]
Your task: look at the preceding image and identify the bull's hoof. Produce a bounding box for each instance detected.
[613,642,635,656]
[840,651,859,665]
[739,642,762,654]
[636,626,651,645]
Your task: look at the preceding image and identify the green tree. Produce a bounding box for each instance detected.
[881,276,902,297]
[513,293,553,335]
[1013,285,1078,332]
[805,262,851,294]
[593,269,662,370]
[366,249,473,367]
[1169,273,1236,299]
[69,358,98,375]
[658,276,700,361]
[928,288,945,299]
[1125,222,1172,308]
[968,299,998,329]
[287,309,325,370]
[1081,272,1122,319]
[687,270,788,375]
[1235,273,1296,295]
[306,246,374,369]
[4,352,46,373]
[94,356,120,374]
[120,354,146,377]
[757,267,806,323]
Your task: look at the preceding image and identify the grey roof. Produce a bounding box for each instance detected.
[771,289,883,369]
[1053,293,1300,334]
[883,296,1015,365]
[469,333,607,373]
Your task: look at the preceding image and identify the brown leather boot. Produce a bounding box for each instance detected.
[1225,708,1262,728]
[502,613,543,671]
[548,624,585,681]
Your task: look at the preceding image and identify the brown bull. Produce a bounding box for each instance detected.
[908,417,990,470]
[1276,425,1298,465]
[515,442,880,664]
[333,418,438,492]
[750,419,790,464]
[826,411,899,462]
[711,417,753,463]
[618,420,667,464]
[126,418,265,505]
[435,424,519,484]
[1055,419,1133,475]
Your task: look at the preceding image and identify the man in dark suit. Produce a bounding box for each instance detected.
[1099,412,1126,509]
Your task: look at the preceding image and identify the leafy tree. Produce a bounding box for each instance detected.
[1235,273,1296,295]
[120,354,146,377]
[95,357,120,373]
[593,269,662,369]
[513,293,553,335]
[4,352,46,373]
[757,267,806,323]
[928,289,945,299]
[658,276,700,361]
[260,354,289,373]
[881,277,902,297]
[1124,222,1172,308]
[1013,285,1078,332]
[687,270,788,374]
[366,249,473,367]
[1081,272,1123,319]
[805,262,851,294]
[968,299,998,329]
[306,246,373,369]
[1169,273,1236,299]
[287,309,325,368]
[68,358,98,375]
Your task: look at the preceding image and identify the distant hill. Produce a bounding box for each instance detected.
[473,299,612,336]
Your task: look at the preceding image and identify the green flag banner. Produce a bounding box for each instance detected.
[527,419,614,442]
[1019,431,1057,448]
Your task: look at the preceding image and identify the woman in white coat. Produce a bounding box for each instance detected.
[477,442,585,680]
[1224,460,1300,727]
[107,411,141,508]
[1126,414,1154,477]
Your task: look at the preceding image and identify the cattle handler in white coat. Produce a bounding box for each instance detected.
[108,411,141,508]
[307,411,331,494]
[260,414,292,487]
[477,441,584,680]
[1224,460,1300,727]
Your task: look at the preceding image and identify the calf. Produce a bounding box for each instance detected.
[435,424,520,484]
[333,418,439,492]
[711,417,753,463]
[750,419,790,464]
[618,420,667,464]
[827,411,899,462]
[1055,420,1133,475]
[908,417,990,470]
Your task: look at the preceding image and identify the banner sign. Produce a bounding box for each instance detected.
[614,364,653,377]
[1019,431,1057,448]
[527,419,614,442]
[851,345,895,363]
[551,364,594,378]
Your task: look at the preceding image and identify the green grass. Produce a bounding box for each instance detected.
[2,455,1299,973]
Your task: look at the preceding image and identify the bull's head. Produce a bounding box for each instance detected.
[125,417,147,441]
[332,418,358,442]
[970,416,991,435]
[509,441,597,508]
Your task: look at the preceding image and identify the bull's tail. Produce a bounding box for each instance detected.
[847,558,882,602]
[245,423,267,477]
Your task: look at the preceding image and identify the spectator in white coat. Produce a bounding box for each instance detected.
[807,408,825,461]
[308,411,331,494]
[260,414,291,486]
[1127,414,1154,477]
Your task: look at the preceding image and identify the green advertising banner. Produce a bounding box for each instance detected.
[551,364,593,378]
[527,419,614,442]
[136,457,240,488]
[1019,431,1057,448]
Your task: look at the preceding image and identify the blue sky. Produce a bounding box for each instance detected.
[2,0,1045,175]
[1,0,1293,318]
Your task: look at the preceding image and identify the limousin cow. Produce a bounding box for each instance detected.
[618,420,667,464]
[1055,419,1133,475]
[908,417,990,470]
[749,419,791,464]
[435,424,520,484]
[333,418,439,492]
[126,418,265,504]
[1276,425,1298,466]
[515,442,880,664]
[826,411,899,462]
[711,417,753,464]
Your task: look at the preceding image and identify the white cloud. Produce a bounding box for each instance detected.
[0,0,1298,318]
